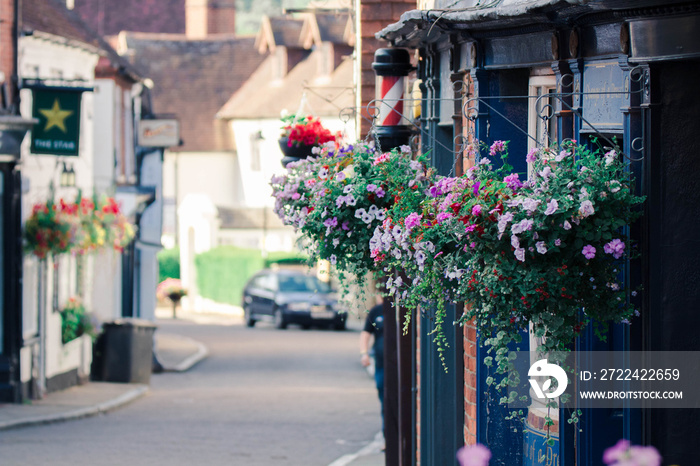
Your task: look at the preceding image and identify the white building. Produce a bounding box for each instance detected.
[17,0,159,398]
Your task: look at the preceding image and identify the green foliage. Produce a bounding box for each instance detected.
[60,297,96,344]
[157,247,181,283]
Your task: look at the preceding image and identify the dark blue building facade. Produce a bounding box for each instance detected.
[378,1,700,464]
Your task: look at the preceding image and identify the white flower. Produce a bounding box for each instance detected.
[343,185,354,194]
[375,210,386,221]
[514,248,526,262]
[604,149,617,166]
[330,254,337,265]
[355,208,367,219]
[361,212,374,224]
[368,205,378,214]
[563,220,572,230]
[332,238,340,247]
[341,165,355,179]
[536,241,547,254]
[346,195,357,206]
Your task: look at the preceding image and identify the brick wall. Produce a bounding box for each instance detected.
[0,0,16,109]
[186,0,235,38]
[359,0,415,138]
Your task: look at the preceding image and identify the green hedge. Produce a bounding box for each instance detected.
[195,247,308,306]
[157,247,180,283]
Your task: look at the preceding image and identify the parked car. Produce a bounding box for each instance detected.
[242,268,347,330]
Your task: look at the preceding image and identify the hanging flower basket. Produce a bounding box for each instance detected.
[271,141,433,290]
[97,197,136,252]
[278,136,316,164]
[279,114,342,166]
[23,199,80,259]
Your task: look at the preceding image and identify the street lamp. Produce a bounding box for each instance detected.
[60,162,76,187]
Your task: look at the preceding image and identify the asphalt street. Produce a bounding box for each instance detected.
[0,311,382,466]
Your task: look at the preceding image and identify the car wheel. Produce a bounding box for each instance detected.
[244,305,256,327]
[274,308,288,329]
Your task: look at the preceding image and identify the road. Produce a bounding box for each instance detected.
[0,311,381,465]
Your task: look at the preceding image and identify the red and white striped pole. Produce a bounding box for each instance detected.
[372,48,413,150]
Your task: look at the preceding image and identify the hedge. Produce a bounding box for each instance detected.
[195,246,307,306]
[157,247,180,283]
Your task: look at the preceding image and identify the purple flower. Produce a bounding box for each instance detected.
[323,217,338,228]
[555,150,569,162]
[579,200,595,218]
[329,254,337,265]
[375,188,385,198]
[497,212,514,235]
[511,235,520,249]
[503,173,523,190]
[563,220,572,230]
[582,244,596,260]
[405,212,423,229]
[489,140,506,156]
[604,239,626,259]
[554,238,562,247]
[457,444,492,466]
[511,219,534,234]
[336,172,346,181]
[536,241,547,254]
[544,199,558,216]
[473,182,481,196]
[603,439,662,466]
[341,221,350,231]
[521,198,540,213]
[366,183,377,192]
[514,248,526,262]
[471,204,482,216]
[526,147,539,163]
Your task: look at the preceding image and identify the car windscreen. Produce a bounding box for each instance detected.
[278,275,332,293]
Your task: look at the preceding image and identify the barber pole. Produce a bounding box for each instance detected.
[372,48,413,150]
[378,75,405,126]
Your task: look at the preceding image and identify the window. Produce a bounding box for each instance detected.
[527,75,557,177]
[250,131,263,172]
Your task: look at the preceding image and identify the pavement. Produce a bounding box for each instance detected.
[0,310,384,466]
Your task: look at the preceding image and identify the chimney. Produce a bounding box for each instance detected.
[186,0,236,38]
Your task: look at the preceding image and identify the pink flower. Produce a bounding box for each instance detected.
[603,239,626,259]
[404,212,423,230]
[471,204,482,216]
[582,244,596,259]
[489,140,506,156]
[373,153,390,165]
[603,439,662,466]
[457,444,491,466]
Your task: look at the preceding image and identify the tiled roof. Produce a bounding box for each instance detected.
[216,49,354,120]
[22,0,142,81]
[72,0,186,37]
[270,17,306,48]
[122,33,266,152]
[315,13,352,44]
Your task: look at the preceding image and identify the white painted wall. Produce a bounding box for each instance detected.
[19,35,102,390]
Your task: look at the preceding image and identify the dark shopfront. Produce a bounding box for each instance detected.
[378,1,700,465]
[0,116,35,403]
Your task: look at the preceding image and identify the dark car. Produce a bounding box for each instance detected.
[242,268,347,330]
